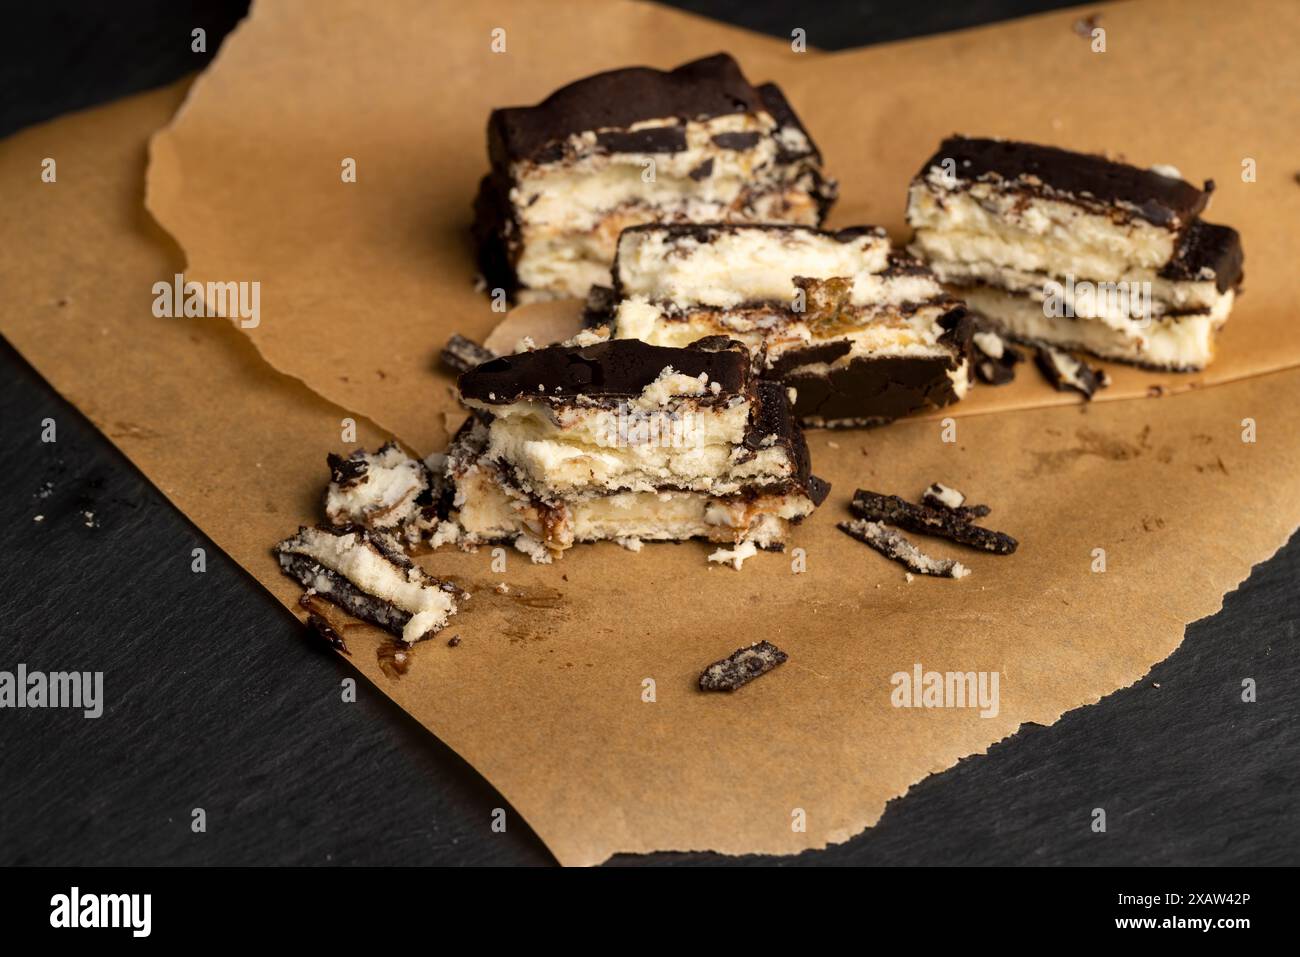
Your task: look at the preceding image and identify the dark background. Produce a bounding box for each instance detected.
[1,0,1295,866]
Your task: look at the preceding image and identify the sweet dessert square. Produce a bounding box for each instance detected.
[473,53,837,302]
[906,136,1243,370]
[447,336,828,563]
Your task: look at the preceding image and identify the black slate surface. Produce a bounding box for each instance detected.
[1,0,1296,867]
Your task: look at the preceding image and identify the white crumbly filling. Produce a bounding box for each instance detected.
[281,527,455,642]
[511,114,823,299]
[925,483,965,509]
[617,298,959,371]
[451,460,810,562]
[907,174,1177,282]
[485,414,796,497]
[962,285,1227,370]
[708,540,758,570]
[972,331,1004,359]
[512,114,781,234]
[921,255,1227,318]
[614,226,890,308]
[324,445,427,530]
[638,367,710,406]
[464,371,752,450]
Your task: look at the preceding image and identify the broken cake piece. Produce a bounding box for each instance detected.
[447,336,829,564]
[323,443,444,544]
[1034,344,1110,399]
[609,223,973,427]
[273,525,459,643]
[699,640,789,691]
[837,519,970,579]
[906,136,1244,370]
[473,53,837,302]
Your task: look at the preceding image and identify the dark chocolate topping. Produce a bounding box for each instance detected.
[488,53,764,167]
[712,131,762,151]
[1159,219,1244,292]
[918,136,1210,228]
[741,379,814,491]
[595,126,687,154]
[785,353,965,426]
[757,82,822,164]
[458,337,750,405]
[767,339,852,378]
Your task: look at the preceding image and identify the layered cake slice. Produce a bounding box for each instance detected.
[907,136,1244,370]
[473,53,837,303]
[447,337,829,564]
[605,223,973,427]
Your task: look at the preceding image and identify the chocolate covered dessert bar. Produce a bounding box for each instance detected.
[907,136,1243,370]
[473,53,837,302]
[447,337,828,564]
[607,223,973,427]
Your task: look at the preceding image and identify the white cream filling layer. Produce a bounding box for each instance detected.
[511,114,781,233]
[485,414,796,497]
[962,285,1225,370]
[614,227,890,307]
[280,528,455,642]
[907,174,1177,282]
[923,255,1225,317]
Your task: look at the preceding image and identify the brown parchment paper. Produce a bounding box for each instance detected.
[4,5,1300,866]
[147,0,1300,451]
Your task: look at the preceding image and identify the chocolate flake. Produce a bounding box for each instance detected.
[305,612,350,656]
[851,489,1018,554]
[972,328,1022,385]
[837,519,970,579]
[699,640,789,692]
[441,334,496,375]
[1034,344,1109,399]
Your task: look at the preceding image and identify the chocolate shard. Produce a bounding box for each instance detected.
[305,612,350,656]
[850,489,1018,555]
[971,327,1023,385]
[1034,344,1109,399]
[699,640,789,692]
[922,482,991,521]
[1159,219,1245,293]
[441,334,496,375]
[837,519,970,579]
